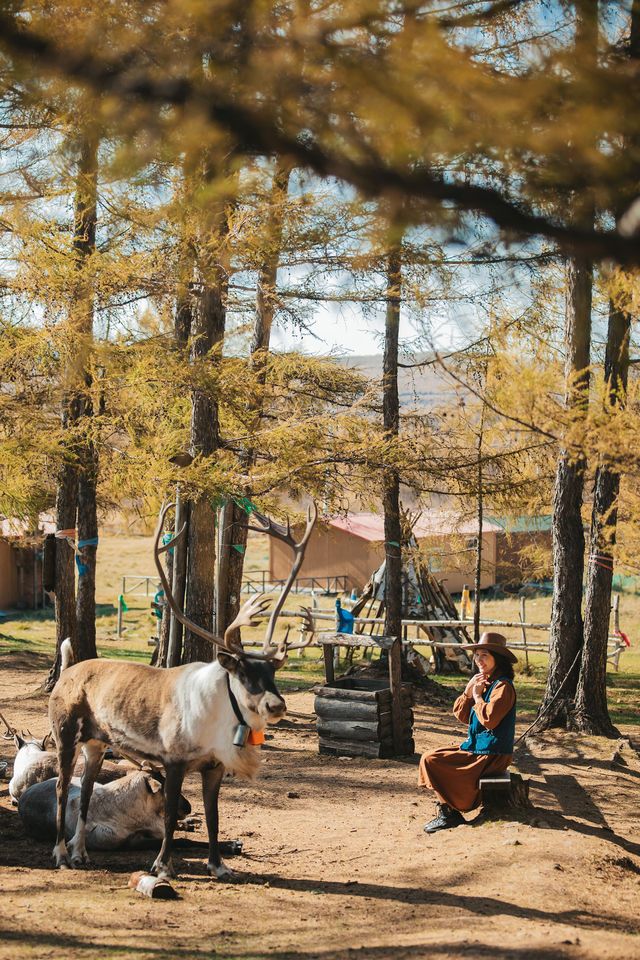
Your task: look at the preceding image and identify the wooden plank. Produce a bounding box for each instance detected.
[313,683,413,704]
[388,637,404,755]
[313,685,379,703]
[314,697,413,725]
[318,737,388,759]
[322,644,334,684]
[318,735,416,759]
[314,698,379,721]
[316,718,392,741]
[317,633,395,649]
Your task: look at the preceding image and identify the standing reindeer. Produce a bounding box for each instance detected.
[48,502,316,878]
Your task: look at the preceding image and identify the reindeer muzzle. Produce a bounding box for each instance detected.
[263,694,286,721]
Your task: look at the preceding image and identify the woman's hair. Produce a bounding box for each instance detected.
[491,653,515,680]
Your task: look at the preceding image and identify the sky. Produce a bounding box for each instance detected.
[270,298,466,358]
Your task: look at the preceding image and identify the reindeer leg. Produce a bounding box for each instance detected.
[68,741,106,867]
[151,761,185,880]
[202,763,231,879]
[52,721,80,869]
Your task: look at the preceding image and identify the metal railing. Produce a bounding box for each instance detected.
[241,572,348,595]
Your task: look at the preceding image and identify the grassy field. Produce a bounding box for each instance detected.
[1,529,638,726]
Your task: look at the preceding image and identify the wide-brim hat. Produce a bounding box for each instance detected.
[461,631,518,663]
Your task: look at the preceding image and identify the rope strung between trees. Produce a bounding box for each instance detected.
[514,647,583,747]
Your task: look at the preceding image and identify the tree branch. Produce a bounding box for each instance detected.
[2,14,640,265]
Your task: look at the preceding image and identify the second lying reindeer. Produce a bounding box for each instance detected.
[48,503,316,878]
[19,768,191,850]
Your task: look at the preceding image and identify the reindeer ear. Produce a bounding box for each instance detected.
[143,774,163,794]
[217,651,239,674]
[273,652,288,671]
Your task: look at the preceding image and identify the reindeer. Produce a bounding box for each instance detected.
[48,502,316,878]
[1,714,57,804]
[0,712,137,803]
[19,769,191,850]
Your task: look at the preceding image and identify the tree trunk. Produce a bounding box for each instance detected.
[180,152,234,664]
[540,0,633,732]
[536,260,592,728]
[158,269,192,665]
[73,133,99,662]
[571,298,629,737]
[45,456,78,691]
[383,244,402,641]
[217,160,292,635]
[76,440,98,661]
[473,407,485,643]
[155,529,173,668]
[183,282,225,663]
[46,131,98,689]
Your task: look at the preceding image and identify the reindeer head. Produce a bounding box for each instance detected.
[217,650,287,724]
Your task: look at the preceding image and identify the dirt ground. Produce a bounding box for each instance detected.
[1,652,639,960]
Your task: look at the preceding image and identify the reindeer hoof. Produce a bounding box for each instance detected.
[53,843,72,870]
[69,846,91,870]
[207,860,235,880]
[151,857,175,880]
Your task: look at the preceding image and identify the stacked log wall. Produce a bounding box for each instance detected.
[313,678,414,759]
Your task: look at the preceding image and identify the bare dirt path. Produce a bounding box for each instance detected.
[1,657,639,960]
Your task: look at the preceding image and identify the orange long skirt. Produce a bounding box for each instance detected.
[418,746,512,813]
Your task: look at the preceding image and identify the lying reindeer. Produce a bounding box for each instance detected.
[19,768,191,850]
[48,502,316,878]
[0,712,133,803]
[1,717,57,804]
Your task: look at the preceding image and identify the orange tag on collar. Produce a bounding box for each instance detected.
[248,729,265,746]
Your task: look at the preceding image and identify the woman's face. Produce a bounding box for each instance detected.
[475,649,496,674]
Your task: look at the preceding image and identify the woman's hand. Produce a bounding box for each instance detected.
[463,675,477,698]
[465,674,489,700]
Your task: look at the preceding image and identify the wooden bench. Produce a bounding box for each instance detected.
[479,771,532,811]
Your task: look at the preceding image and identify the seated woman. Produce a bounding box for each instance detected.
[418,632,518,833]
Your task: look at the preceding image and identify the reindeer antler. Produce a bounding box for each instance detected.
[223,593,272,656]
[153,503,271,658]
[154,500,316,663]
[285,606,316,654]
[247,502,317,655]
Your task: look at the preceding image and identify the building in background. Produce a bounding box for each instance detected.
[0,515,55,610]
[268,512,505,594]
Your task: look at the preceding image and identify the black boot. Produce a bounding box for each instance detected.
[424,803,465,834]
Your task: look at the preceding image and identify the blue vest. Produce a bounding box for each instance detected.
[460,676,516,755]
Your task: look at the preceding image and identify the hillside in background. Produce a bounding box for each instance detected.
[345,351,457,409]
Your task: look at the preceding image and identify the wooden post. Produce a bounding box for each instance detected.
[117,576,125,637]
[519,596,529,672]
[323,644,335,683]
[612,593,622,671]
[388,637,403,755]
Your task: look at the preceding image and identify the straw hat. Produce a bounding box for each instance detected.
[462,631,518,663]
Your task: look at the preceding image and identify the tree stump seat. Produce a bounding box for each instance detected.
[479,771,532,811]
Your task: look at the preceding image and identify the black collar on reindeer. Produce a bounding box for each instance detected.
[226,672,246,726]
[226,673,265,747]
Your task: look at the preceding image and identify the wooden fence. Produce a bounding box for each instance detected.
[274,594,629,672]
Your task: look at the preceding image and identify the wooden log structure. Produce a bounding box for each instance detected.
[313,634,415,759]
